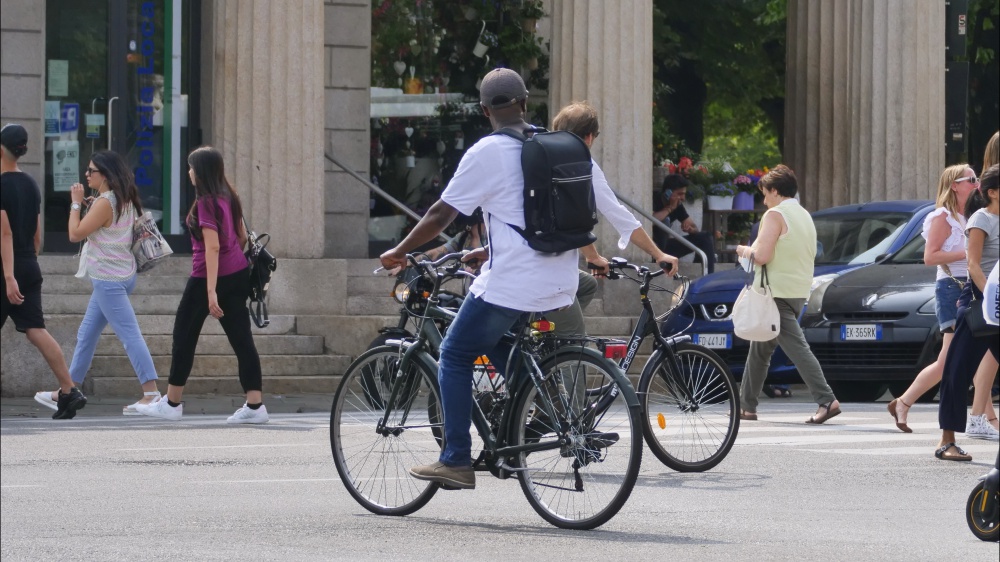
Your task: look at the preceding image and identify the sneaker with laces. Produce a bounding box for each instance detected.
[966,414,1000,441]
[136,397,182,421]
[227,404,269,424]
[33,391,58,411]
[123,392,162,416]
[409,461,476,490]
[52,387,87,420]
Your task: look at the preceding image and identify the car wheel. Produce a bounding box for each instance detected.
[886,382,939,403]
[828,381,888,403]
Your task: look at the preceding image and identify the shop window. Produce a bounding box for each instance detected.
[367,0,549,256]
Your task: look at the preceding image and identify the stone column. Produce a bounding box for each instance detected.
[785,0,945,210]
[549,0,654,258]
[202,0,325,258]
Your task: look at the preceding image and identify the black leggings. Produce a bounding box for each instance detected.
[169,269,262,392]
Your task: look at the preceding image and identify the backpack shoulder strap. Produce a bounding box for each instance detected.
[491,127,528,142]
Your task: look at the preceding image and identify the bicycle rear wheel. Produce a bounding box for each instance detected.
[638,342,739,472]
[330,345,443,516]
[511,348,642,530]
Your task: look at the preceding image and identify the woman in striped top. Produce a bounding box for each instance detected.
[33,151,159,415]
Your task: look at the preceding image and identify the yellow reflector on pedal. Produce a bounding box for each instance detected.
[657,413,666,430]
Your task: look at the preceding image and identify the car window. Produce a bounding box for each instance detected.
[814,212,912,265]
[885,233,926,264]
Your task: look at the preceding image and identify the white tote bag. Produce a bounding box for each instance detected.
[732,261,781,342]
[984,262,999,326]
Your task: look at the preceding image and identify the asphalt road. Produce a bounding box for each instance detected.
[2,397,998,561]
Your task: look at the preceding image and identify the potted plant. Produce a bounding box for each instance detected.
[706,182,736,210]
[732,174,756,210]
[520,0,545,32]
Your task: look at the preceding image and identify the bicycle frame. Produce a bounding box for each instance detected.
[373,254,588,478]
[608,259,697,405]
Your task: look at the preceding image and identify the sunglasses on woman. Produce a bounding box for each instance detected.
[955,176,979,184]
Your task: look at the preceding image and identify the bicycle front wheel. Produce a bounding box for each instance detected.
[638,342,739,472]
[511,348,642,530]
[330,345,443,516]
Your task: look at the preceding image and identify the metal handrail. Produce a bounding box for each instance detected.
[324,152,448,243]
[326,151,708,275]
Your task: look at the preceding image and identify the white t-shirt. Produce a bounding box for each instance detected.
[441,134,643,312]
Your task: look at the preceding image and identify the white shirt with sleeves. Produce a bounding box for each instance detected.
[921,207,968,280]
[441,134,579,313]
[591,159,642,250]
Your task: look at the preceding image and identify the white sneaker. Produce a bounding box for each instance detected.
[136,398,182,421]
[33,391,58,411]
[227,404,269,424]
[123,392,162,416]
[966,414,999,441]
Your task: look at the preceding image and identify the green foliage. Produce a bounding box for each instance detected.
[652,0,786,159]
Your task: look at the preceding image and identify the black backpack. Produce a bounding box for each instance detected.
[492,127,598,253]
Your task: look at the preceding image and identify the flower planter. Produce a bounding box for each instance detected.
[732,191,754,210]
[653,166,669,191]
[707,195,734,211]
[522,18,537,32]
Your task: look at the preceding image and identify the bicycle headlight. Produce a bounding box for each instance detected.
[392,282,411,303]
[806,274,838,315]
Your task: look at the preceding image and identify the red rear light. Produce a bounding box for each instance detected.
[531,320,555,333]
[603,344,627,359]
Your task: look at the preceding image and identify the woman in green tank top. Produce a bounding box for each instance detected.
[735,165,841,424]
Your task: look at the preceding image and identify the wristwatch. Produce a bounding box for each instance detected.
[70,202,81,212]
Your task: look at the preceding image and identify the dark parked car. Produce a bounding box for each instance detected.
[663,200,935,385]
[799,234,939,402]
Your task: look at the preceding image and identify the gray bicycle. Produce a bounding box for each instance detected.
[329,253,644,530]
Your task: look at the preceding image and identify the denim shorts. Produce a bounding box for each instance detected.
[935,277,966,332]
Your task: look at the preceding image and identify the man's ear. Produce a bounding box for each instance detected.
[480,104,491,118]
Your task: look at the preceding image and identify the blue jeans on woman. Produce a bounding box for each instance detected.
[70,276,157,385]
[437,294,526,467]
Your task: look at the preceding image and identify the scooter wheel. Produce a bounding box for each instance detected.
[966,482,1000,542]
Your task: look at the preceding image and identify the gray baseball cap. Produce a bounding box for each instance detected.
[479,68,528,109]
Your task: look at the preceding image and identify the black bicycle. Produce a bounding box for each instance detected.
[330,253,643,530]
[602,257,740,472]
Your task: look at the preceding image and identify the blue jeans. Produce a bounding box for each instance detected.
[437,294,526,467]
[70,276,157,385]
[934,277,965,332]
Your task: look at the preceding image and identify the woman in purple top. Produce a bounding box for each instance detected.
[137,146,267,424]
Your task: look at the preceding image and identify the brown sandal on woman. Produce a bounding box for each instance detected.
[887,398,913,433]
[739,410,757,421]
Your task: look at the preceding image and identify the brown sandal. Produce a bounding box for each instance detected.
[805,402,842,424]
[740,410,757,421]
[887,398,913,433]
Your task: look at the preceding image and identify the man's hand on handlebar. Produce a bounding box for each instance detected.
[586,255,610,278]
[379,247,408,273]
[461,247,488,273]
[653,252,679,274]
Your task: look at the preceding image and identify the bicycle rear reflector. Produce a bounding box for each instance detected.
[531,320,555,333]
[603,343,627,359]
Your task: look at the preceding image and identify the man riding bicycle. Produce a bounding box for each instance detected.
[379,69,678,490]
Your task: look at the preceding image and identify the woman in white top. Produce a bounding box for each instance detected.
[888,164,977,431]
[33,151,159,416]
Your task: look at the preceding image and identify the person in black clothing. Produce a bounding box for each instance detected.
[652,174,716,274]
[0,123,87,419]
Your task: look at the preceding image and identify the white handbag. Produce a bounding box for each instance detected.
[74,242,89,279]
[732,260,781,342]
